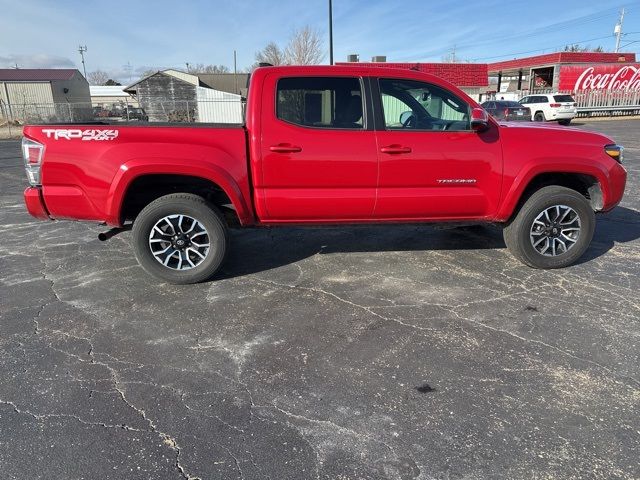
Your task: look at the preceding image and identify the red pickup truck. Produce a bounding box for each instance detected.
[22,65,627,284]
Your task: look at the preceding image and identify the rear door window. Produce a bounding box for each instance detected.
[276,77,364,129]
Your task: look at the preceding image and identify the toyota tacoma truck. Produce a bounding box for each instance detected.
[22,65,627,284]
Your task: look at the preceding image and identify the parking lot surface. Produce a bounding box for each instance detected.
[0,120,638,479]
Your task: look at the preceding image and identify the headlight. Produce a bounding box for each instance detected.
[604,144,623,164]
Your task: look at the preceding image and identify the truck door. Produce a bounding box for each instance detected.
[256,75,378,222]
[372,78,503,220]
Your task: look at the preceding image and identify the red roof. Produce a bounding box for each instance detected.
[336,62,488,87]
[488,52,637,72]
[0,69,79,81]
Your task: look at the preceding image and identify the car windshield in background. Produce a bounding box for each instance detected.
[554,95,575,103]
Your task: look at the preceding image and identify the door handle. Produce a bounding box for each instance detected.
[380,145,412,154]
[269,144,302,153]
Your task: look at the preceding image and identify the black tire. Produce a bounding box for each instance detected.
[132,193,228,284]
[558,119,571,125]
[534,111,545,122]
[503,186,595,269]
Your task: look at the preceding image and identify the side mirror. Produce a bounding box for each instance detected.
[470,107,490,132]
[399,111,413,125]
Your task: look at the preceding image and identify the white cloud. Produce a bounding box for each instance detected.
[0,53,75,69]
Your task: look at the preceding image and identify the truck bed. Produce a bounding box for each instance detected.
[23,123,251,225]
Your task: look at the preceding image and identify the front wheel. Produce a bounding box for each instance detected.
[503,186,595,269]
[132,193,228,284]
[534,112,546,122]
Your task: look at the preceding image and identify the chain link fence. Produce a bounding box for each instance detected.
[1,98,246,139]
[3,89,639,139]
[483,89,640,117]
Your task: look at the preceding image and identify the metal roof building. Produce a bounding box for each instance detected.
[90,85,137,107]
[487,52,638,93]
[0,69,90,105]
[124,70,246,123]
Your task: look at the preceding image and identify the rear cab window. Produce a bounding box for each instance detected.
[501,101,524,108]
[276,77,364,129]
[553,95,576,103]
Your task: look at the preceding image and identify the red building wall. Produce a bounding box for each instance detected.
[559,64,640,91]
[336,62,488,88]
[489,52,636,73]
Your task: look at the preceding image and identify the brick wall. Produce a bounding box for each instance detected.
[336,62,489,88]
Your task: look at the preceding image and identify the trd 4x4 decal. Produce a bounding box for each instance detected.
[41,129,119,141]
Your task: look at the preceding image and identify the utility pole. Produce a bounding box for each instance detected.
[78,45,88,78]
[328,0,334,65]
[233,50,238,94]
[123,61,133,82]
[614,8,625,53]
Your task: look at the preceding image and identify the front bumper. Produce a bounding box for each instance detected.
[602,162,627,212]
[24,187,51,220]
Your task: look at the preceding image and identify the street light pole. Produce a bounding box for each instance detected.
[329,0,334,65]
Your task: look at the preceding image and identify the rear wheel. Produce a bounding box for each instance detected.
[132,193,228,284]
[534,111,546,122]
[503,186,595,269]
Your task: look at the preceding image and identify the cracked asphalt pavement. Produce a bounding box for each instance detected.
[1,120,639,479]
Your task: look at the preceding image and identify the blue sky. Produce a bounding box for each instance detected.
[1,0,639,83]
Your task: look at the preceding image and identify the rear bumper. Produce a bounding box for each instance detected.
[23,187,51,220]
[549,110,577,120]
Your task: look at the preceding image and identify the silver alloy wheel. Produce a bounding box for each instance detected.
[148,214,210,270]
[529,205,581,257]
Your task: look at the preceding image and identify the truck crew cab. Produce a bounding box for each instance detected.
[22,65,627,283]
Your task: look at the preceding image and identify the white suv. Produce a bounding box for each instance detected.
[518,94,578,125]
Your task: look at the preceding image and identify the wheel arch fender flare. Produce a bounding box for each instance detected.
[496,162,610,221]
[105,158,254,226]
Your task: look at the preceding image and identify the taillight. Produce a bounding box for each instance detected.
[504,108,510,116]
[549,103,561,108]
[21,137,44,185]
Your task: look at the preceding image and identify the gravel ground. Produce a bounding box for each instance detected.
[0,120,638,479]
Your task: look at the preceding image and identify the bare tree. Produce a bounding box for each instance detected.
[564,44,604,52]
[255,42,286,66]
[285,26,325,65]
[139,69,160,79]
[186,63,230,74]
[87,69,109,85]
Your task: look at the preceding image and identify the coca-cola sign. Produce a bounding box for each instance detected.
[559,64,640,91]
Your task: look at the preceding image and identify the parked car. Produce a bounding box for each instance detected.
[22,65,626,283]
[480,100,531,121]
[92,107,110,118]
[124,107,149,121]
[519,94,578,125]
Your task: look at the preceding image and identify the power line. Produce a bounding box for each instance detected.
[398,6,626,61]
[472,34,615,62]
